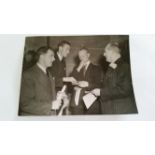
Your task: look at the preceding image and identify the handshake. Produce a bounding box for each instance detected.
[63,77,89,88]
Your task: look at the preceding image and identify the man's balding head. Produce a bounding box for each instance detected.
[103,42,121,63]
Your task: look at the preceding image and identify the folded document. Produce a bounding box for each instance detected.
[83,93,97,109]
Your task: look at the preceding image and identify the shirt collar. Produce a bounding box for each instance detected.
[109,62,117,69]
[84,61,90,70]
[57,52,63,61]
[37,63,47,74]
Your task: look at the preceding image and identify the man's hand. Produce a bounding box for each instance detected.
[91,88,101,96]
[72,80,79,85]
[56,91,67,100]
[51,100,61,110]
[57,94,70,116]
[78,81,89,88]
[62,96,70,108]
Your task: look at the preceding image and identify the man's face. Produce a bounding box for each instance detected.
[78,49,90,63]
[60,44,71,58]
[42,49,55,68]
[103,49,114,63]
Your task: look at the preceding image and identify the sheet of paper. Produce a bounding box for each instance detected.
[74,87,82,106]
[83,93,97,109]
[63,77,77,83]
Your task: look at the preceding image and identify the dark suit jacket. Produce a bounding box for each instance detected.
[70,63,102,114]
[100,59,138,114]
[19,64,56,116]
[48,52,66,91]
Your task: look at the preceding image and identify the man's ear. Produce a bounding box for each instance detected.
[40,54,44,60]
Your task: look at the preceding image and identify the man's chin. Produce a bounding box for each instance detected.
[106,59,110,63]
[47,63,53,67]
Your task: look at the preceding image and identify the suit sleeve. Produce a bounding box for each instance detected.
[100,64,132,101]
[50,59,66,88]
[87,66,103,90]
[70,66,81,81]
[71,65,103,90]
[20,73,52,115]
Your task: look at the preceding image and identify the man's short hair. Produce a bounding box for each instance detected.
[58,40,71,48]
[35,46,54,62]
[79,47,90,54]
[105,42,121,54]
[26,50,35,56]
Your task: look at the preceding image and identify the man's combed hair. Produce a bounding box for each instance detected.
[35,46,54,62]
[79,47,90,53]
[58,40,71,47]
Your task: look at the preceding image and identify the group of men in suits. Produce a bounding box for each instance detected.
[19,40,138,116]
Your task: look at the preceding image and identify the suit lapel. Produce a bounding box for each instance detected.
[34,65,51,88]
[84,63,92,80]
[48,72,56,100]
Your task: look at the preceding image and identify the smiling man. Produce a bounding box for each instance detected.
[70,48,102,115]
[48,40,71,92]
[19,46,63,116]
[92,42,138,114]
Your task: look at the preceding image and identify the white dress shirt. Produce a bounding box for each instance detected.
[37,63,47,74]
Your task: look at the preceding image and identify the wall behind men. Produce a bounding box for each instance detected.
[24,35,129,75]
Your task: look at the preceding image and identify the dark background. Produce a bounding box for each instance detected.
[24,35,130,75]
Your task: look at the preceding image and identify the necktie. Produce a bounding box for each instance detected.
[46,71,50,78]
[83,65,87,76]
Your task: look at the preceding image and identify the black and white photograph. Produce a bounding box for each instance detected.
[1,1,155,155]
[18,35,138,116]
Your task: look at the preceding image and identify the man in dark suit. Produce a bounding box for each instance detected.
[19,46,63,116]
[92,42,138,114]
[69,48,102,115]
[48,41,71,92]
